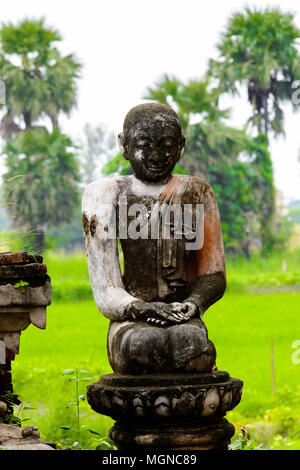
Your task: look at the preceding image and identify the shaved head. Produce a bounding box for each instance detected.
[119,102,185,183]
[123,102,182,135]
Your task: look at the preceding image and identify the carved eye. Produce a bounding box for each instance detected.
[137,140,151,150]
[160,137,176,151]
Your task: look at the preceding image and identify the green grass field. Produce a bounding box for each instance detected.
[9,250,300,450]
[43,249,300,302]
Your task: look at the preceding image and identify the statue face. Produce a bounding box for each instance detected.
[121,118,185,183]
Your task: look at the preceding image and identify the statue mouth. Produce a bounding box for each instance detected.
[146,165,166,173]
[145,158,172,173]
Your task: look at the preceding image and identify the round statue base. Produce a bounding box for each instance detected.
[110,418,234,450]
[87,370,243,451]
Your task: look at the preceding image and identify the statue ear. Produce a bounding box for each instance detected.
[178,135,185,160]
[118,132,128,159]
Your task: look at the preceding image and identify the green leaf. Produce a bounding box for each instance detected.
[66,402,77,408]
[87,428,102,436]
[13,280,29,294]
[62,369,74,376]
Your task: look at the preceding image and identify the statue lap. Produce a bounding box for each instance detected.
[108,316,216,374]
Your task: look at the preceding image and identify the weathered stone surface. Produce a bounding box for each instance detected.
[29,307,47,329]
[21,424,40,438]
[0,263,47,279]
[83,104,226,376]
[0,423,55,450]
[0,252,43,265]
[87,371,243,424]
[0,332,20,354]
[0,307,46,330]
[108,319,216,375]
[5,443,54,450]
[0,252,52,428]
[0,312,31,331]
[0,308,47,355]
[0,401,7,415]
[87,370,242,450]
[0,280,51,306]
[110,418,235,450]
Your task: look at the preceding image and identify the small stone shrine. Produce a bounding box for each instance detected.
[83,103,243,450]
[0,251,54,450]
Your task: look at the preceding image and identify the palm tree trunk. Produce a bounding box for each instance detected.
[23,111,31,129]
[50,113,59,131]
[262,93,269,138]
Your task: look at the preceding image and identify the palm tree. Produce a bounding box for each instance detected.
[0,18,81,138]
[209,7,300,137]
[2,129,80,252]
[0,18,81,252]
[144,74,228,133]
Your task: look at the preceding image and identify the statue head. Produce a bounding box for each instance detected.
[118,103,185,183]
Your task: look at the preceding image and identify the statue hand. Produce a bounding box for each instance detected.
[126,300,181,325]
[146,302,190,326]
[170,301,198,320]
[125,300,197,327]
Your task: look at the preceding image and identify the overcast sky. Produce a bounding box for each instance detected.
[1,0,300,202]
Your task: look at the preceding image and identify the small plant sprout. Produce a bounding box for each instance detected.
[13,400,37,426]
[229,425,262,450]
[86,430,116,450]
[61,367,92,449]
[13,280,29,294]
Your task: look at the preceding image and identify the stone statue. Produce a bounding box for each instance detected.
[82,102,225,375]
[83,103,242,450]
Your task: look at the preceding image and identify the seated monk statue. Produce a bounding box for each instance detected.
[82,103,226,375]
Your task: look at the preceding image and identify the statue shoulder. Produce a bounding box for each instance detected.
[82,176,123,208]
[179,175,215,198]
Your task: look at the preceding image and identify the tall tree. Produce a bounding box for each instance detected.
[2,129,80,250]
[144,74,228,133]
[209,7,300,137]
[0,18,81,252]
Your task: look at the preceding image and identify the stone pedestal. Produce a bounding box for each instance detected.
[0,252,51,424]
[87,371,243,450]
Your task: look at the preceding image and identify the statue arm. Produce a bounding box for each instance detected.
[82,179,138,321]
[184,182,226,315]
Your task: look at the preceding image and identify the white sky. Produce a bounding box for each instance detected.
[1,0,300,202]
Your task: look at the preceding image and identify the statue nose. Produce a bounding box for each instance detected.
[148,151,161,163]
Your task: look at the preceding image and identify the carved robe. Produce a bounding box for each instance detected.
[82,174,225,374]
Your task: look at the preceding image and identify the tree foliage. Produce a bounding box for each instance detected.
[0,18,81,252]
[0,18,81,135]
[209,7,300,137]
[144,74,229,133]
[3,128,80,230]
